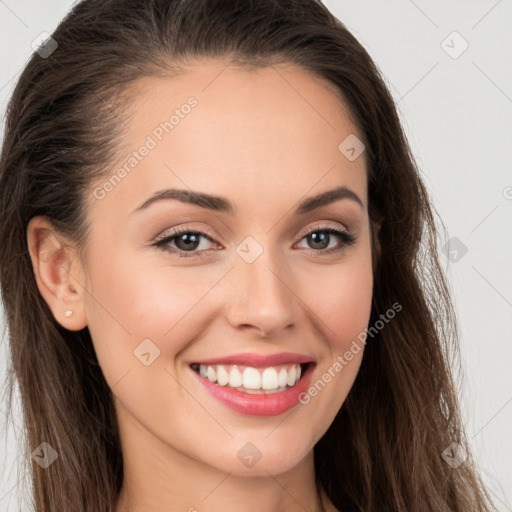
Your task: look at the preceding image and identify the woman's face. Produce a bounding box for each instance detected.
[62,60,373,476]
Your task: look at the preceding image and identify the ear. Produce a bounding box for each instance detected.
[26,216,88,331]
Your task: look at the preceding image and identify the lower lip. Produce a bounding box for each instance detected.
[191,363,315,417]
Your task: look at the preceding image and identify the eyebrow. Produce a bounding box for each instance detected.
[132,185,364,215]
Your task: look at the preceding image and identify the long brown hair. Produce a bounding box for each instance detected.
[0,0,497,510]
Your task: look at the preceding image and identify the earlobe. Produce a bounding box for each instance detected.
[26,216,88,331]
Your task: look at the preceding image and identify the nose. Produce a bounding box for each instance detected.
[224,243,297,337]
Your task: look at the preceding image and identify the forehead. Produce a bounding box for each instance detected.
[87,59,367,222]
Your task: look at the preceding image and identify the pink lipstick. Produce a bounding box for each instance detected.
[189,352,315,416]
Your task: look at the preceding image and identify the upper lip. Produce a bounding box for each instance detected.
[191,352,315,368]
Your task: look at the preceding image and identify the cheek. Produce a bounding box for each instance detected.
[292,252,372,430]
[83,247,230,384]
[328,272,372,346]
[307,253,373,352]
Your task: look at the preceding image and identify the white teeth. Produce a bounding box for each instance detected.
[216,365,229,386]
[278,368,288,387]
[242,367,261,389]
[287,365,296,386]
[229,367,243,388]
[195,363,304,393]
[206,366,216,382]
[261,368,278,390]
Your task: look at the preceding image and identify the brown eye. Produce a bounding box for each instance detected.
[153,229,217,258]
[296,226,356,254]
[173,232,202,251]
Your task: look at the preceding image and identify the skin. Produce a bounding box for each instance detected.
[27,59,375,512]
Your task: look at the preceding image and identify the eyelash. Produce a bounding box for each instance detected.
[152,224,357,259]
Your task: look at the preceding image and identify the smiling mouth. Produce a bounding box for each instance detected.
[190,362,313,395]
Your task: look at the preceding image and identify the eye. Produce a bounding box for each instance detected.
[152,224,356,258]
[152,227,217,258]
[294,225,356,255]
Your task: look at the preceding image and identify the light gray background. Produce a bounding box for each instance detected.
[0,1,511,510]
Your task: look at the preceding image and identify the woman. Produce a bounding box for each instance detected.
[0,0,497,511]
